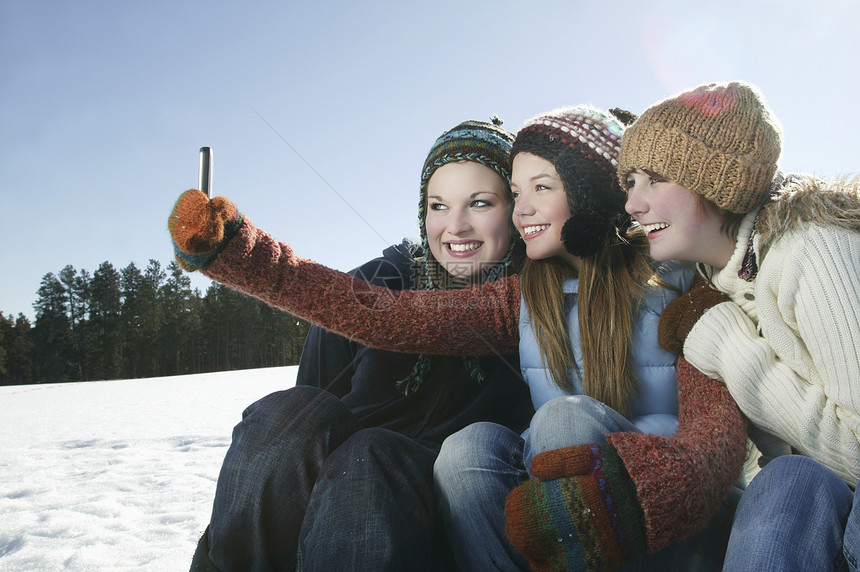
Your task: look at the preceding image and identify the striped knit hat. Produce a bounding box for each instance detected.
[510,105,632,257]
[398,117,522,395]
[618,81,782,214]
[416,117,518,289]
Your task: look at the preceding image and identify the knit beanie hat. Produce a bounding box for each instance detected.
[510,105,632,258]
[398,117,521,395]
[618,81,782,214]
[416,117,519,289]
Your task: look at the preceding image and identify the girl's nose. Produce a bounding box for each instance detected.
[447,210,473,235]
[513,194,534,217]
[625,182,645,216]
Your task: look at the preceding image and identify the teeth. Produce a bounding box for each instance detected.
[523,224,549,236]
[448,242,481,252]
[643,222,669,233]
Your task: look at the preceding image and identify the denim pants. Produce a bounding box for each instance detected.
[723,455,860,571]
[206,385,453,571]
[434,395,737,571]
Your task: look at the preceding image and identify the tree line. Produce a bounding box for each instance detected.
[0,259,310,385]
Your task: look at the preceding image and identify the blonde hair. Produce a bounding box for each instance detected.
[520,227,656,415]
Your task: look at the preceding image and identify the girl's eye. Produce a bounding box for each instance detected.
[535,184,549,191]
[471,199,491,208]
[429,202,447,211]
[624,178,635,190]
[511,191,520,200]
[649,177,663,185]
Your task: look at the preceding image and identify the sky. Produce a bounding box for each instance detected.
[0,365,296,571]
[2,0,859,321]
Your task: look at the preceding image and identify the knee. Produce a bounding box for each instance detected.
[241,386,320,421]
[529,395,608,442]
[747,455,850,508]
[531,394,596,424]
[434,423,518,492]
[337,428,418,465]
[754,455,838,488]
[232,386,355,452]
[243,385,341,422]
[435,423,500,478]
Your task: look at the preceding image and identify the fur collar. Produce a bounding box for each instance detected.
[757,173,860,243]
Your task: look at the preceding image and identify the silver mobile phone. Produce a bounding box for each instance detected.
[198,146,213,197]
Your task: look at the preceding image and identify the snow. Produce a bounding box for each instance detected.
[0,366,297,571]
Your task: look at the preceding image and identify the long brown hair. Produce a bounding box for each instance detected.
[520,226,655,415]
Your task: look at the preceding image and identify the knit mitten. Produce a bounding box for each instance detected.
[504,443,647,572]
[168,189,244,271]
[657,277,729,355]
[505,358,747,571]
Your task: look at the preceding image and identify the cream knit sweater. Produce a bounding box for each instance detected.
[685,175,860,486]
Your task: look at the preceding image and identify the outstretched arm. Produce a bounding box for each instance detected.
[505,358,746,571]
[169,190,521,356]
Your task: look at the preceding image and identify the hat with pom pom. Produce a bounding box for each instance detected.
[510,105,633,257]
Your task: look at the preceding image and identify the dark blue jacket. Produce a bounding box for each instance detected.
[296,240,534,451]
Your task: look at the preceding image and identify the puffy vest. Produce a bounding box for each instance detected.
[518,262,695,436]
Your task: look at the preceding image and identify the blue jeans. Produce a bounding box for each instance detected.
[207,386,453,571]
[724,455,860,571]
[434,395,736,571]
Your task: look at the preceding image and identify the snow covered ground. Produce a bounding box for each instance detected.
[0,366,297,571]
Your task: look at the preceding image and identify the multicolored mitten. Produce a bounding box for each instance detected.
[657,277,729,355]
[168,189,244,271]
[504,358,747,571]
[504,443,647,572]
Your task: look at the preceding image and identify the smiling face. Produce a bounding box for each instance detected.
[424,161,513,280]
[510,152,579,267]
[624,169,735,268]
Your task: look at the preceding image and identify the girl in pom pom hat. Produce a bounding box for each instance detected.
[170,105,747,571]
[621,80,860,570]
[439,106,739,572]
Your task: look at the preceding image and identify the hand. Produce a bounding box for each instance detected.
[658,277,729,356]
[168,189,243,271]
[505,443,647,572]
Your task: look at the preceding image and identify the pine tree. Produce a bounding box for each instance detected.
[90,261,123,380]
[0,313,8,378]
[161,262,202,375]
[120,262,145,378]
[33,272,74,382]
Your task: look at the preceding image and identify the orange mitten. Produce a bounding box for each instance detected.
[168,189,243,271]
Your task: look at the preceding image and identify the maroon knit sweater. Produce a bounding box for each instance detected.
[609,358,746,552]
[204,218,522,356]
[203,217,747,550]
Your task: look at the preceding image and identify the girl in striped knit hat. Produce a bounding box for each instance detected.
[170,105,748,571]
[622,81,860,571]
[189,118,534,572]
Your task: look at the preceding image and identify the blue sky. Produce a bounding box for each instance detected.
[2,0,859,321]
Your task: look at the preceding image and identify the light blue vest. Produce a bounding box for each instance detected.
[518,262,695,437]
